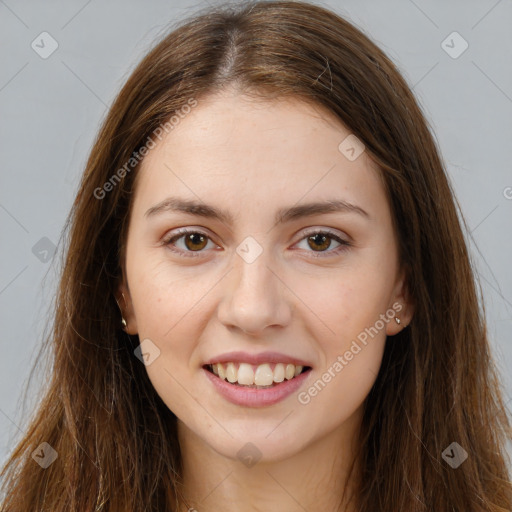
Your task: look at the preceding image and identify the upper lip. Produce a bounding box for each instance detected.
[203,351,313,368]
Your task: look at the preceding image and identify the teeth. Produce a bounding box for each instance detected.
[273,363,285,382]
[208,362,306,386]
[225,362,237,383]
[237,363,255,385]
[254,363,273,386]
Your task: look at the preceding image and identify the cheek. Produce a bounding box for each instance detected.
[291,258,393,401]
[293,264,394,342]
[295,273,389,420]
[128,266,211,414]
[128,252,209,338]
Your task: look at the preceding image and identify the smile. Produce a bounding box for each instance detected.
[205,362,310,387]
[202,363,313,407]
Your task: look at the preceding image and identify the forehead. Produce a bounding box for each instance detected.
[132,92,386,220]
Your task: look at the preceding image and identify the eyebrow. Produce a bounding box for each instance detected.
[144,197,369,225]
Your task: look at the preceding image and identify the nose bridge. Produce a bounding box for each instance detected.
[218,239,291,334]
[234,245,274,296]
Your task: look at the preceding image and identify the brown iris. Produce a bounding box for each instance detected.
[307,233,331,251]
[184,233,208,251]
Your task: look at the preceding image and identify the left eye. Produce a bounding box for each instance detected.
[163,229,350,258]
[294,230,350,256]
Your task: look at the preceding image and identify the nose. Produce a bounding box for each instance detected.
[217,249,292,336]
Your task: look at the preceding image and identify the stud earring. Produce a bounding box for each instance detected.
[120,292,128,328]
[395,317,401,325]
[115,294,128,329]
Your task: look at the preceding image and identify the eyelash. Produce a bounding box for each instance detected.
[161,228,351,259]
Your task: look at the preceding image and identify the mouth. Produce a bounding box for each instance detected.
[202,362,313,389]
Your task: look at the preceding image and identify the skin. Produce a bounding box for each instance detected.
[118,89,413,512]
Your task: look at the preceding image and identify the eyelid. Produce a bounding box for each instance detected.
[296,226,349,242]
[293,227,351,257]
[162,226,351,258]
[161,227,217,258]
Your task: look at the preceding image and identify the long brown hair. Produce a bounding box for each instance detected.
[1,1,511,510]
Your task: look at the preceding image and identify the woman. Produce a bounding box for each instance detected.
[1,1,510,510]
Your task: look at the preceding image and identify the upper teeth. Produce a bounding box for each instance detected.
[210,362,304,386]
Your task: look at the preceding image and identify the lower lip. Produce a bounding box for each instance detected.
[202,367,312,407]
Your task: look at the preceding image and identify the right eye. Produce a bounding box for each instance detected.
[162,229,218,257]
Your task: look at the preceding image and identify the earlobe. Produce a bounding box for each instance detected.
[386,271,414,336]
[385,301,413,336]
[115,283,138,335]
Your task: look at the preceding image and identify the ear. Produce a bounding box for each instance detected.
[385,267,414,336]
[115,281,138,335]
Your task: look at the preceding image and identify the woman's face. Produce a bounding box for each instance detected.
[120,91,411,462]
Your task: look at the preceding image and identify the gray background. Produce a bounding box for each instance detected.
[1,0,511,469]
